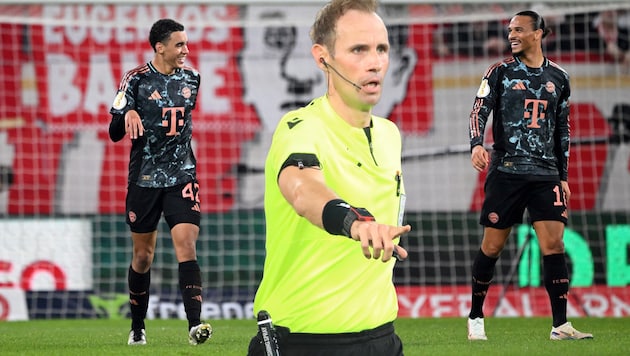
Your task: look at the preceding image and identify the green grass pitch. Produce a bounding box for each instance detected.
[0,317,627,355]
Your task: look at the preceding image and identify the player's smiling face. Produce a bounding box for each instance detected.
[159,31,189,72]
[507,15,540,57]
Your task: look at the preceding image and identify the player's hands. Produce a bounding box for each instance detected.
[561,180,571,203]
[125,110,144,139]
[471,145,489,172]
[349,222,411,262]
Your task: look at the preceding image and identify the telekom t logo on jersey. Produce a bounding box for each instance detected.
[524,99,547,128]
[161,107,185,136]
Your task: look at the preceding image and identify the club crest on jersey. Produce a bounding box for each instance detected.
[112,91,127,110]
[181,86,191,99]
[476,79,490,98]
[545,81,556,93]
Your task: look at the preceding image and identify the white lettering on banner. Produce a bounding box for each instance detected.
[113,6,137,44]
[583,293,608,316]
[43,51,229,117]
[494,297,519,317]
[177,6,230,43]
[430,294,454,317]
[611,295,630,316]
[583,293,630,317]
[85,53,116,114]
[47,53,81,116]
[36,4,237,122]
[42,5,230,46]
[89,6,115,44]
[0,219,92,291]
[65,7,90,46]
[521,293,533,317]
[145,295,255,320]
[397,294,426,318]
[198,52,230,114]
[396,286,630,317]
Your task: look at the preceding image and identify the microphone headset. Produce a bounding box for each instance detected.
[320,57,362,91]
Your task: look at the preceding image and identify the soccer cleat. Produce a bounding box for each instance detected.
[128,328,146,345]
[189,323,213,345]
[550,322,593,340]
[467,317,488,341]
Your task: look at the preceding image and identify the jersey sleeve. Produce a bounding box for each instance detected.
[469,61,502,150]
[190,69,200,110]
[554,73,571,181]
[109,67,139,116]
[108,66,142,142]
[108,113,125,142]
[266,111,320,180]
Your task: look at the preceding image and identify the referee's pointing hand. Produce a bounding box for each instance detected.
[349,222,411,262]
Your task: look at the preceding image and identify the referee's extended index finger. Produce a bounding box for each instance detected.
[397,224,412,236]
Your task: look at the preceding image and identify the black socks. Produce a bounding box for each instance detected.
[179,260,203,329]
[128,266,150,330]
[543,253,570,327]
[469,249,499,319]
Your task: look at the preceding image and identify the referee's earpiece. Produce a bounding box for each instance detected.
[319,56,362,91]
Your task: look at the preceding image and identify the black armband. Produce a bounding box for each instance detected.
[280,153,320,171]
[322,199,375,238]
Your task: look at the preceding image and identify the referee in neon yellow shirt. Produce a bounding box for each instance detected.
[247,1,411,355]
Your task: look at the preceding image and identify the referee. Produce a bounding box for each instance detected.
[247,1,410,355]
[466,11,592,341]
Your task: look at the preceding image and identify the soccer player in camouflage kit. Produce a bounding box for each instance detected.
[466,10,593,341]
[108,18,212,346]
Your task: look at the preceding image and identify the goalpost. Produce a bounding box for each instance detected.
[0,1,629,321]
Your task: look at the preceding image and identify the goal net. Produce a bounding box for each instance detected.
[0,1,629,321]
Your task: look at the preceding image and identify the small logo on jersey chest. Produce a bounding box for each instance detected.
[149,90,162,100]
[545,81,555,93]
[181,86,192,99]
[287,117,303,129]
[512,81,526,90]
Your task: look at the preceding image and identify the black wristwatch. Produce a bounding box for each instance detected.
[342,207,375,237]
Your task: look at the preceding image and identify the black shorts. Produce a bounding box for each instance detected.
[480,170,568,229]
[125,180,201,233]
[247,322,403,356]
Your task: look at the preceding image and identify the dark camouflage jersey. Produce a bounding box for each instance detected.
[109,62,200,188]
[469,56,571,181]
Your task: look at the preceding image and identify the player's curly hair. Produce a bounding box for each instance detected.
[149,19,185,52]
[515,10,552,39]
[310,0,379,55]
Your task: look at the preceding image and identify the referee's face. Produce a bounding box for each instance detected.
[331,10,390,110]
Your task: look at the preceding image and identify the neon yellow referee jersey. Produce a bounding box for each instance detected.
[253,96,406,333]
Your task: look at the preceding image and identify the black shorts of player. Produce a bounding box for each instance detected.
[125,180,201,233]
[480,170,568,229]
[247,322,403,356]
